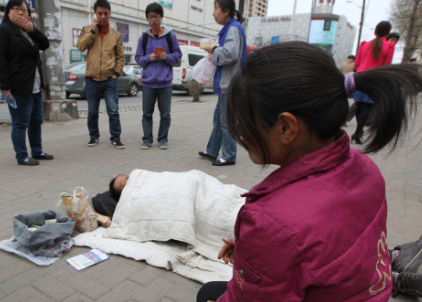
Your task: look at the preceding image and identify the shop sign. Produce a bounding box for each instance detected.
[70,49,83,63]
[191,41,199,47]
[116,23,129,42]
[191,5,203,12]
[178,39,188,45]
[123,46,133,52]
[261,16,291,23]
[160,0,172,8]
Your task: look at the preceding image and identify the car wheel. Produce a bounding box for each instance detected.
[128,83,138,96]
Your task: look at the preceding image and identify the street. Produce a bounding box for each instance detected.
[0,90,214,123]
[0,94,421,302]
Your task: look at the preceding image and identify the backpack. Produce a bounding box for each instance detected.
[92,191,118,218]
[142,31,173,55]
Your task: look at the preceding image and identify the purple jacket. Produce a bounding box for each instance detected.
[135,28,181,89]
[218,131,392,301]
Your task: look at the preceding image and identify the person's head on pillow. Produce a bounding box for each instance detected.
[109,173,130,200]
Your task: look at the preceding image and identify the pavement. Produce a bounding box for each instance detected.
[0,93,421,301]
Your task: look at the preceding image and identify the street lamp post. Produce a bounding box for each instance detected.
[348,0,366,55]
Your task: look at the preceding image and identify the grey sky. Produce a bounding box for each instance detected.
[267,0,402,61]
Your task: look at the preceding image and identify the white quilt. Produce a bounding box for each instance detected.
[74,169,246,284]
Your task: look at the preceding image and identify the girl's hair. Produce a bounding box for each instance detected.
[227,42,422,165]
[2,0,31,24]
[215,0,243,22]
[372,21,392,60]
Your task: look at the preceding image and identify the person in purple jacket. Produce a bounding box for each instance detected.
[197,42,422,301]
[135,2,181,150]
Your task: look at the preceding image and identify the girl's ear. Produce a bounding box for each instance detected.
[274,112,300,145]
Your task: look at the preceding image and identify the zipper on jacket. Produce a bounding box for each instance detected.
[100,37,103,81]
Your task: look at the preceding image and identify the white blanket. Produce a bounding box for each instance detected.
[74,169,246,283]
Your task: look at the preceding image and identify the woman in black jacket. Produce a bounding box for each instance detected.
[0,0,54,166]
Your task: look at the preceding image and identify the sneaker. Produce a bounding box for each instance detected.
[393,235,422,273]
[87,138,98,147]
[159,141,168,150]
[111,139,125,149]
[393,272,422,297]
[140,141,151,150]
[18,157,39,166]
[199,151,217,162]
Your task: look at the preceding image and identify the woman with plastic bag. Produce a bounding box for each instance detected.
[198,0,248,166]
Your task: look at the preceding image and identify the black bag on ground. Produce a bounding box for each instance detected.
[13,210,75,257]
[92,191,118,218]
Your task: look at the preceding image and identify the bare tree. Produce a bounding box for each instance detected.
[391,0,422,63]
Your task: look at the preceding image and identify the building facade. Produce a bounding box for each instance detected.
[0,0,243,65]
[243,0,268,17]
[245,6,356,67]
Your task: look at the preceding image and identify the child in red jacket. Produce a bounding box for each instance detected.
[197,42,422,301]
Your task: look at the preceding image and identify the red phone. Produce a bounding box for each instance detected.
[154,47,164,55]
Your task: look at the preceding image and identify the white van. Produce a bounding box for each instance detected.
[172,45,213,95]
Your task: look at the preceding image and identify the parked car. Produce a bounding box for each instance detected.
[64,63,142,98]
[172,45,213,95]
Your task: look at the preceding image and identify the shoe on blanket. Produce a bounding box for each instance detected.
[393,235,422,273]
[393,272,422,297]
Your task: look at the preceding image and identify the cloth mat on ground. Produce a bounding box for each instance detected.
[74,169,247,283]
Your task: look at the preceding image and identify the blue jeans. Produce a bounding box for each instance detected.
[205,94,237,161]
[8,92,44,162]
[142,86,172,143]
[86,78,121,142]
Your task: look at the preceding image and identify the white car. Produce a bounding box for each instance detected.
[172,45,213,95]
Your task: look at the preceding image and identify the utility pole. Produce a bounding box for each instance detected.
[291,0,298,37]
[34,0,78,121]
[355,0,366,55]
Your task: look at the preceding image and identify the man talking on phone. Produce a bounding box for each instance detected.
[135,2,182,150]
[77,0,125,149]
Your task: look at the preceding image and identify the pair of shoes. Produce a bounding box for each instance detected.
[212,159,236,166]
[159,141,168,150]
[393,236,422,273]
[87,138,99,147]
[111,139,125,149]
[18,157,39,166]
[33,152,54,160]
[393,272,422,298]
[141,141,151,150]
[351,134,363,144]
[198,151,217,162]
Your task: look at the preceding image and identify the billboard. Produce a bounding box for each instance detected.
[160,0,172,8]
[116,23,129,42]
[308,19,338,54]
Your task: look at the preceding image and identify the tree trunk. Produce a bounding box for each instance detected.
[401,0,421,63]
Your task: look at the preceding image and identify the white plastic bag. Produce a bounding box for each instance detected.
[57,187,98,233]
[192,55,216,84]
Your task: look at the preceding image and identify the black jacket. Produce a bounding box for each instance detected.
[0,20,49,96]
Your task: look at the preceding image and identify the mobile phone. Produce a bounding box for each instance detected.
[154,47,164,55]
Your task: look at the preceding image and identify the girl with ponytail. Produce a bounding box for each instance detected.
[198,0,248,166]
[352,21,396,144]
[197,42,422,301]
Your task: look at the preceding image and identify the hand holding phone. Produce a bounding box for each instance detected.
[154,47,164,55]
[91,14,100,32]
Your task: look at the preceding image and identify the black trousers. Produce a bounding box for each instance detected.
[197,281,228,302]
[354,102,373,137]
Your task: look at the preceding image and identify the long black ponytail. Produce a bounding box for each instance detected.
[354,64,421,153]
[227,42,422,165]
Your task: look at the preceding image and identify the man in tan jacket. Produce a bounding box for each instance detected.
[340,55,356,75]
[77,0,125,149]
